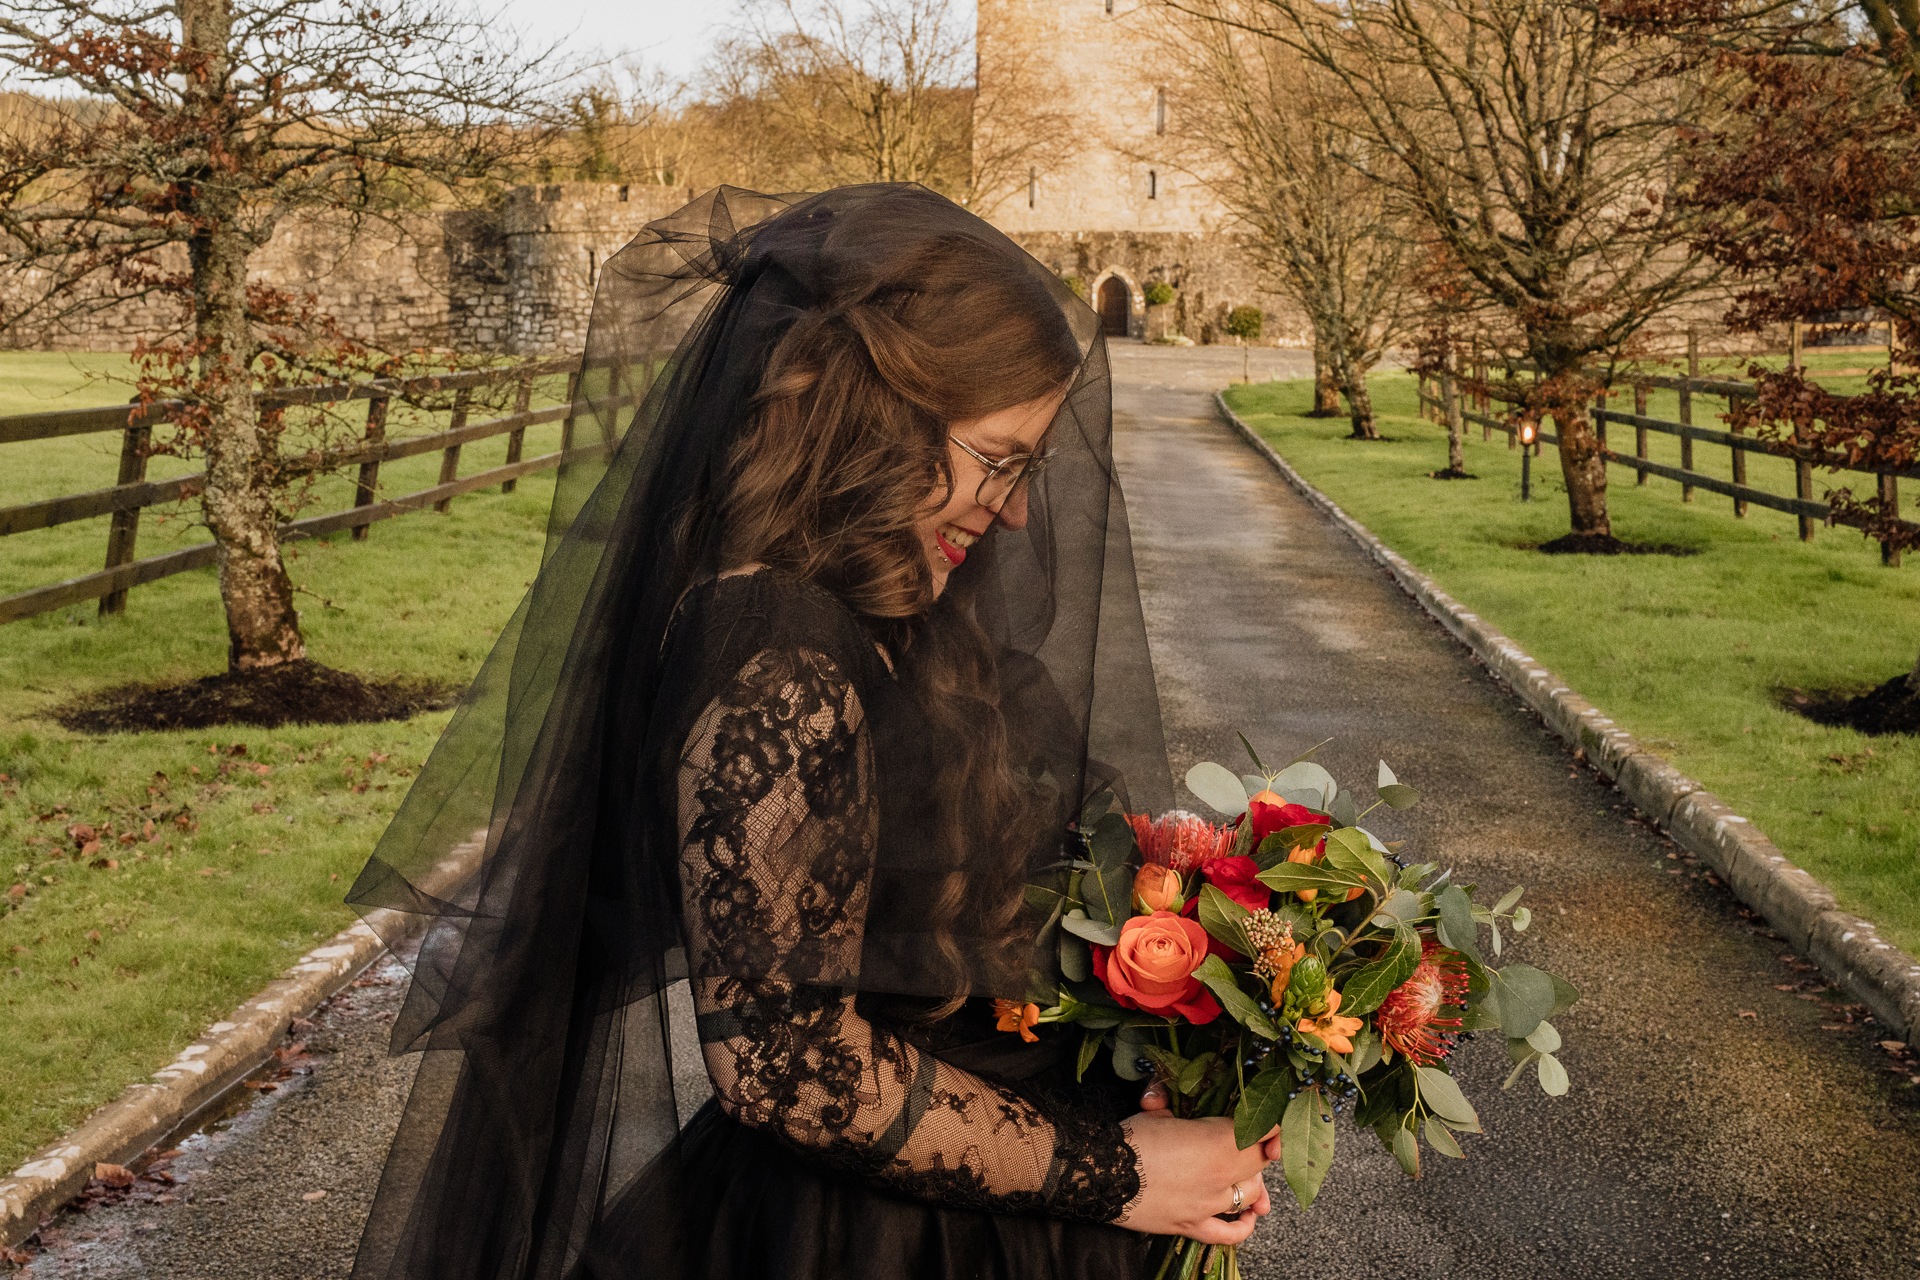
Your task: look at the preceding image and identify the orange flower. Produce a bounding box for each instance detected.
[993,999,1041,1043]
[1128,810,1235,873]
[1285,844,1365,904]
[1264,938,1307,1006]
[1133,863,1185,913]
[1296,988,1364,1055]
[1375,941,1470,1065]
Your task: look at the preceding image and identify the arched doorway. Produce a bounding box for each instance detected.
[1097,276,1130,337]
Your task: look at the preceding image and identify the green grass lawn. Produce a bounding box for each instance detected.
[1224,371,1920,958]
[0,352,568,1170]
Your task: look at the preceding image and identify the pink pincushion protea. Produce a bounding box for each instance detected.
[1128,810,1234,874]
[1375,940,1470,1065]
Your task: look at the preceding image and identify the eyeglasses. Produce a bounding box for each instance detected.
[949,434,1053,509]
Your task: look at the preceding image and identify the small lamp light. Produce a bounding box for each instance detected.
[1517,420,1536,501]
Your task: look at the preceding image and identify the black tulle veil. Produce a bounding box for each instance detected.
[345,184,1170,1279]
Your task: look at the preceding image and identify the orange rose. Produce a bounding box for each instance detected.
[1092,911,1222,1023]
[1133,864,1186,914]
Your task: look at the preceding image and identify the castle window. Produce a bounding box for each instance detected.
[1149,170,1157,199]
[1105,0,1114,13]
[588,247,598,289]
[617,185,630,202]
[1029,167,1037,209]
[1156,88,1167,136]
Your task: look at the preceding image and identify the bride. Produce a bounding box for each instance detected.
[347,183,1280,1280]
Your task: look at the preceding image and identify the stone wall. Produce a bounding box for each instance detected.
[0,182,692,356]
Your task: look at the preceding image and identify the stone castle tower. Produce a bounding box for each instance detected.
[979,0,1277,343]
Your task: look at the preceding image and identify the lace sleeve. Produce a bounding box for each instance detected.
[677,646,1140,1223]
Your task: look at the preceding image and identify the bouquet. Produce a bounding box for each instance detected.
[1004,739,1579,1280]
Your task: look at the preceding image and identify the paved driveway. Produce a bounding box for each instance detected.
[17,341,1918,1278]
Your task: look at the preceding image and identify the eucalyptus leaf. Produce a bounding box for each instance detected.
[1487,964,1558,1038]
[1423,1115,1465,1159]
[1061,910,1122,947]
[1112,1024,1150,1082]
[1489,921,1503,956]
[1233,1067,1290,1149]
[1328,789,1358,828]
[1502,1052,1539,1090]
[1088,811,1135,870]
[1186,761,1250,818]
[1433,885,1482,963]
[1059,930,1090,983]
[1080,790,1116,827]
[1023,884,1064,911]
[1241,774,1270,798]
[1377,759,1398,788]
[1272,761,1337,807]
[1391,1123,1420,1178]
[1277,738,1334,772]
[1282,1088,1337,1208]
[1511,905,1533,932]
[1548,972,1581,1018]
[1493,884,1525,915]
[1525,1021,1562,1054]
[1193,955,1281,1039]
[1237,732,1267,771]
[1376,782,1421,809]
[1336,923,1420,1018]
[1536,1052,1570,1096]
[1370,888,1423,929]
[1413,1066,1479,1126]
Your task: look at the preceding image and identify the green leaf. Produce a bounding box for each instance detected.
[1112,1024,1150,1082]
[1328,789,1357,828]
[1059,930,1090,983]
[1233,1067,1289,1149]
[1377,759,1398,788]
[1502,1051,1539,1090]
[1391,1122,1420,1178]
[1061,909,1122,947]
[1256,862,1367,894]
[1547,971,1581,1018]
[1536,1052,1570,1096]
[1346,1026,1382,1076]
[1088,811,1135,870]
[1376,783,1422,810]
[1195,884,1251,958]
[1238,732,1266,772]
[1241,774,1269,798]
[1282,1087,1337,1208]
[1323,827,1387,883]
[1433,884,1482,963]
[1525,1021,1562,1054]
[1277,738,1333,772]
[1176,1051,1217,1096]
[1193,954,1280,1039]
[1493,884,1525,915]
[1489,921,1502,956]
[1413,1065,1479,1127]
[1336,923,1420,1018]
[1370,888,1423,929]
[1486,964,1558,1038]
[1272,761,1336,808]
[1076,1030,1104,1083]
[1186,762,1250,818]
[1024,884,1065,912]
[1423,1115,1465,1158]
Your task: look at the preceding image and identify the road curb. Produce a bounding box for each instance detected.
[1216,392,1920,1041]
[0,907,416,1248]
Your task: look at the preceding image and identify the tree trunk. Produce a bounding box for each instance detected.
[1554,406,1612,538]
[1310,337,1340,416]
[1344,377,1378,440]
[1443,370,1467,473]
[192,222,306,672]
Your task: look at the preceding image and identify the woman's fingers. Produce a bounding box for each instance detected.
[1139,1080,1171,1112]
[1179,1208,1261,1247]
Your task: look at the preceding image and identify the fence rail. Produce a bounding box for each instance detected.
[1415,341,1911,565]
[0,351,622,625]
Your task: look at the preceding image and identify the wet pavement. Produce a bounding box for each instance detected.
[12,340,1919,1278]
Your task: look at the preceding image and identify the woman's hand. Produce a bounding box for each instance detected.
[1117,1109,1278,1244]
[1140,1079,1283,1161]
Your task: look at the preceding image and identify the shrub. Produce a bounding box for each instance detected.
[1144,280,1176,307]
[1062,275,1087,299]
[1226,305,1264,341]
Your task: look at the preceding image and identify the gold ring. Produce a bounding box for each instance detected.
[1229,1182,1244,1214]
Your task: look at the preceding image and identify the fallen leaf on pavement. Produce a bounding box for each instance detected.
[94,1163,134,1188]
[302,1190,327,1201]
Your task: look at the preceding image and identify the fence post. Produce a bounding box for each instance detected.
[1789,319,1803,372]
[1881,473,1903,567]
[435,388,471,515]
[1728,391,1749,517]
[559,370,581,456]
[501,372,532,494]
[352,394,389,541]
[1680,334,1697,502]
[1633,381,1649,486]
[1475,353,1490,441]
[98,405,151,617]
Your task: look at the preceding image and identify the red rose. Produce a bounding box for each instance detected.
[1200,855,1269,913]
[1245,789,1328,842]
[1092,911,1222,1024]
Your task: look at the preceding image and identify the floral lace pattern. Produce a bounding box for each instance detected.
[678,645,1140,1223]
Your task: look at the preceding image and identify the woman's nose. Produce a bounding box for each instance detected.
[991,483,1030,531]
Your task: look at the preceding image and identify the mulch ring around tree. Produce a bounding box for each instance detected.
[1784,675,1920,737]
[1535,532,1700,557]
[1427,468,1479,480]
[52,659,462,733]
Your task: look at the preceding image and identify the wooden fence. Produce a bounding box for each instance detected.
[0,352,622,625]
[1414,337,1915,567]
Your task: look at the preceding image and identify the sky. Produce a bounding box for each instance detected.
[495,0,728,78]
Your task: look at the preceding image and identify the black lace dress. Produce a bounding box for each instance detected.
[621,568,1149,1280]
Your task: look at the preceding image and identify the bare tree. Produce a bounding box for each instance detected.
[1180,0,1723,547]
[0,0,560,674]
[1158,2,1415,441]
[561,61,705,187]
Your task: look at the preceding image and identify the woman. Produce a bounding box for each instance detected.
[348,184,1277,1280]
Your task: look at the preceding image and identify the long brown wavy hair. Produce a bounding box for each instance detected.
[716,232,1082,1010]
